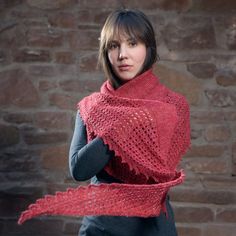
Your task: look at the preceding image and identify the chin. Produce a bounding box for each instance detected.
[118,73,137,81]
[119,77,135,82]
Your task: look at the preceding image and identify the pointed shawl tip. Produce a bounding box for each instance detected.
[17,200,47,225]
[18,210,32,225]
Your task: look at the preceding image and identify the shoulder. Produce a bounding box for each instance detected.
[77,92,101,108]
[157,83,190,116]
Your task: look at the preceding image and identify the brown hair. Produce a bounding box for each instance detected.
[98,9,158,88]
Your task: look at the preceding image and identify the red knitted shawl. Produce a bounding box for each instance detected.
[18,69,190,225]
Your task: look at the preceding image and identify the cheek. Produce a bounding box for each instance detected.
[135,47,147,64]
[108,52,115,65]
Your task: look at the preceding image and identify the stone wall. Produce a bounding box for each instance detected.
[0,0,236,235]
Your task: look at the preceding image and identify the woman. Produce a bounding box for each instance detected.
[69,9,190,236]
[18,9,190,236]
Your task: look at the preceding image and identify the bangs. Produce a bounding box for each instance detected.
[103,13,147,49]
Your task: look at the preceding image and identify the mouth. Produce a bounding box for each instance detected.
[118,65,132,71]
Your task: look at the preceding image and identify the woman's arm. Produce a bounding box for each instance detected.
[69,112,113,181]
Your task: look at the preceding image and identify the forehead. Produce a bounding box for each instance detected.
[107,34,143,49]
[110,33,134,42]
[106,22,141,42]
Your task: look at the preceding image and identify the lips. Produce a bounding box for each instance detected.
[118,64,132,71]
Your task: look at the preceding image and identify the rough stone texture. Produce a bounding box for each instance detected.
[59,80,82,92]
[78,9,112,26]
[0,69,40,108]
[193,0,236,13]
[0,24,26,49]
[171,187,236,204]
[0,187,43,218]
[204,126,231,142]
[55,51,75,64]
[185,159,228,174]
[0,124,20,147]
[26,0,77,10]
[216,208,236,223]
[40,144,69,170]
[39,80,57,91]
[79,0,192,12]
[3,112,33,124]
[68,30,100,50]
[215,70,236,87]
[185,144,225,158]
[191,111,225,124]
[213,16,236,50]
[174,205,214,223]
[48,12,77,29]
[233,142,236,163]
[0,0,23,10]
[0,149,39,173]
[162,16,216,50]
[28,65,55,77]
[205,89,236,107]
[204,224,236,236]
[190,127,202,140]
[23,131,68,145]
[80,53,99,72]
[0,1,236,236]
[176,226,202,236]
[1,218,66,236]
[34,111,71,130]
[13,49,51,62]
[26,28,64,48]
[187,62,217,79]
[49,93,79,110]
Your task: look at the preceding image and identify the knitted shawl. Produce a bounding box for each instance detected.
[18,69,190,225]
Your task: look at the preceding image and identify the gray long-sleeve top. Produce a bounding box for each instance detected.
[69,111,119,183]
[68,112,178,236]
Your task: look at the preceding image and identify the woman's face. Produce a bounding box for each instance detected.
[107,34,147,82]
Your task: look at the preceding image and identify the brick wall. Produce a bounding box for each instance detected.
[0,0,236,235]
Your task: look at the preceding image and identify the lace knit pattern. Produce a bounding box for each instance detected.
[18,172,184,225]
[18,70,190,225]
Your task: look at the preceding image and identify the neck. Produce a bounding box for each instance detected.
[102,69,159,99]
[110,68,151,90]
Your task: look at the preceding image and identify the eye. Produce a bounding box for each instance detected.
[128,39,138,47]
[108,42,119,50]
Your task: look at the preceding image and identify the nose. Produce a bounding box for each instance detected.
[118,44,127,60]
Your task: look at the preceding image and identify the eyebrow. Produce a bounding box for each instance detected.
[109,40,119,43]
[110,37,137,43]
